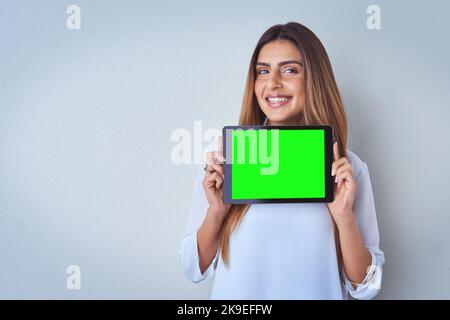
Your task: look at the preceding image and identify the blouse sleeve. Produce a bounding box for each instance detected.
[342,161,385,300]
[177,165,220,283]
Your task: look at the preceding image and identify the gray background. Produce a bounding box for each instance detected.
[0,0,449,299]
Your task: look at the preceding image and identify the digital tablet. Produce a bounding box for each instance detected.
[222,125,334,204]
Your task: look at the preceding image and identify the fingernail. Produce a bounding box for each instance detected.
[335,177,337,183]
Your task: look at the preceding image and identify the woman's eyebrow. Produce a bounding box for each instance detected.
[256,60,303,67]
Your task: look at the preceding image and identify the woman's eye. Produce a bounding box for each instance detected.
[257,69,269,75]
[283,68,297,74]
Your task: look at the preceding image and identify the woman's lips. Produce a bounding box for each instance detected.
[265,96,292,108]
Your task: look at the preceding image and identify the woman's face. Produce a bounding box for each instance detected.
[254,39,305,125]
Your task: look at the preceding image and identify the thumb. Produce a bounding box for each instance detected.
[333,141,340,161]
[216,135,223,152]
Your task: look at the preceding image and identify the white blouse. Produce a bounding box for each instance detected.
[178,147,385,300]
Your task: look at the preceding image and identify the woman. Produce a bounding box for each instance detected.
[178,22,384,300]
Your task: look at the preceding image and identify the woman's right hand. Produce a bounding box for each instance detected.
[202,136,231,218]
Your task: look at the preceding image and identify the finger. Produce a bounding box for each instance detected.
[333,141,340,162]
[215,174,223,189]
[204,151,223,163]
[335,166,352,186]
[216,135,223,152]
[209,163,224,178]
[214,151,225,164]
[336,169,354,189]
[204,165,211,177]
[332,157,348,176]
[335,163,352,180]
[204,171,223,189]
[203,171,215,188]
[204,164,215,175]
[204,171,219,182]
[206,151,225,164]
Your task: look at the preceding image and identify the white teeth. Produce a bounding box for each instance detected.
[268,97,289,103]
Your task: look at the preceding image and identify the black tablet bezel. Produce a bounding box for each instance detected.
[222,125,334,204]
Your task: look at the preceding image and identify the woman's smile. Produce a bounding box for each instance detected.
[265,94,293,108]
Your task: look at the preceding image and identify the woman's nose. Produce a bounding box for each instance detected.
[267,72,282,89]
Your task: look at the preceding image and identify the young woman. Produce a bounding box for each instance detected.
[178,22,384,300]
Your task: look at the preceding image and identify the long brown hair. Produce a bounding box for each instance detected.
[219,22,348,271]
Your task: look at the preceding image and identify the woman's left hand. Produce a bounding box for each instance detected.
[326,142,357,224]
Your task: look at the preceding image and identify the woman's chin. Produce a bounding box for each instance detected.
[265,112,303,125]
[264,111,288,122]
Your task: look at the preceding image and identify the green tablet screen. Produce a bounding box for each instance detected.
[223,126,333,204]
